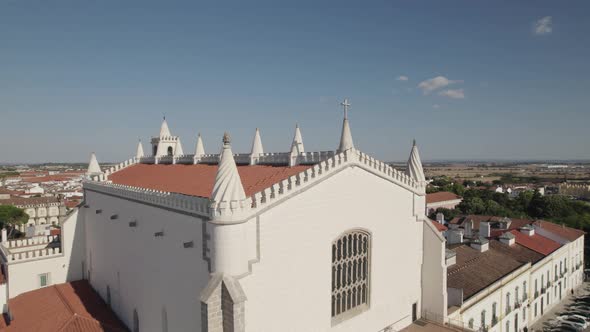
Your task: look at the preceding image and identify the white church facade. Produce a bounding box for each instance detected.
[0,102,585,332]
[79,103,447,332]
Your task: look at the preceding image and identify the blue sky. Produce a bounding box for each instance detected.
[1,1,589,163]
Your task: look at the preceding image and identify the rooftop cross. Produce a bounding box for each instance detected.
[340,98,351,119]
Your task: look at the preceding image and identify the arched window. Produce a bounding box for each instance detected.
[167,146,173,156]
[492,302,497,319]
[523,281,527,299]
[133,309,139,332]
[153,145,157,156]
[480,310,486,327]
[331,229,370,323]
[468,318,474,329]
[506,320,510,332]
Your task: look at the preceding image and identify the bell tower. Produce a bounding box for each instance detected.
[151,117,184,157]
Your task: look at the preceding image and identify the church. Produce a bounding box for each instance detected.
[77,101,447,332]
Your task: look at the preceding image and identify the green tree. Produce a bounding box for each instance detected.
[0,205,29,237]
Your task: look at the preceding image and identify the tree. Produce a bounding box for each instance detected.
[0,205,29,237]
[429,207,460,222]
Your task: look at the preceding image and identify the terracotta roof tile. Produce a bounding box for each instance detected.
[430,220,448,232]
[5,280,127,332]
[0,197,60,207]
[426,192,462,204]
[533,220,586,241]
[447,243,526,300]
[109,163,312,198]
[508,230,561,256]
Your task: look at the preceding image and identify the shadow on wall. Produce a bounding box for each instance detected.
[62,208,86,282]
[68,280,129,331]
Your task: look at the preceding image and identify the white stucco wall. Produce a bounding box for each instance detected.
[421,220,447,322]
[83,190,210,332]
[5,209,84,298]
[239,166,424,332]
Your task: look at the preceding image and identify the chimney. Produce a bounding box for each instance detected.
[470,237,489,252]
[436,213,445,224]
[520,225,535,236]
[499,232,516,246]
[479,221,491,238]
[464,220,473,238]
[447,229,464,245]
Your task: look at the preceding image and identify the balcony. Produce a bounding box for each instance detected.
[515,301,522,309]
[492,316,498,327]
[541,287,546,294]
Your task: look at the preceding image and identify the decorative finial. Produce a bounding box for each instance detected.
[340,98,351,119]
[223,132,231,145]
[163,114,166,120]
[413,139,416,147]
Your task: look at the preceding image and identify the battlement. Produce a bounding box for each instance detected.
[3,235,60,249]
[86,148,424,222]
[151,135,180,142]
[4,247,62,263]
[133,151,336,167]
[93,158,136,182]
[249,149,423,213]
[84,181,212,217]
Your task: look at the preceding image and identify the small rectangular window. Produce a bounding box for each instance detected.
[39,273,49,287]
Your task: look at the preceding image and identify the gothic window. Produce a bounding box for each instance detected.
[331,229,370,324]
[167,146,173,156]
[480,310,486,328]
[468,318,474,329]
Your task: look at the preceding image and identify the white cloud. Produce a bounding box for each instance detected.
[397,75,409,81]
[438,89,465,99]
[432,104,440,109]
[534,16,552,35]
[417,76,461,94]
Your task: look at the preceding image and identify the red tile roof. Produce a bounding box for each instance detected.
[447,244,526,300]
[426,191,462,204]
[533,220,586,241]
[5,280,127,332]
[109,163,312,198]
[450,215,532,232]
[430,220,448,232]
[0,196,60,207]
[508,230,561,256]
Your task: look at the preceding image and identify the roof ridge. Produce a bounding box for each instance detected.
[54,284,75,316]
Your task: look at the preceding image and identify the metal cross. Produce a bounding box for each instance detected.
[340,98,351,118]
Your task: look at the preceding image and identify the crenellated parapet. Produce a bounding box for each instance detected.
[93,158,137,182]
[4,247,62,263]
[3,235,60,249]
[250,149,424,212]
[135,151,336,167]
[85,148,424,222]
[84,181,211,217]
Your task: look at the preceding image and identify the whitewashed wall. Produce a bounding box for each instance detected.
[6,209,84,298]
[83,191,210,332]
[421,220,447,322]
[239,166,424,332]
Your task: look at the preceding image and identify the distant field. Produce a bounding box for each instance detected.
[422,163,590,183]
